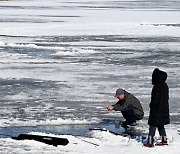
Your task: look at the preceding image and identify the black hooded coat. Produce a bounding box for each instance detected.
[148,68,170,126]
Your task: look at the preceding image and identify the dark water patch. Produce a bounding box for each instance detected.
[2,35,180,43]
[1,0,180,11]
[0,121,126,139]
[37,15,81,18]
[63,0,180,10]
[0,45,56,57]
[51,46,180,67]
[0,78,66,100]
[0,35,35,39]
[2,35,179,68]
[34,35,180,43]
[0,18,65,23]
[0,78,70,121]
[124,49,180,66]
[153,23,180,27]
[0,5,61,10]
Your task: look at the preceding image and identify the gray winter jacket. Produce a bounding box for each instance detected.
[112,91,144,120]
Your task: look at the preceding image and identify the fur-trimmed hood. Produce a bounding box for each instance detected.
[152,68,167,85]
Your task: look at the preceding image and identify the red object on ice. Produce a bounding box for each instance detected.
[143,143,154,148]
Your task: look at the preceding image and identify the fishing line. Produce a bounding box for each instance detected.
[75,136,99,146]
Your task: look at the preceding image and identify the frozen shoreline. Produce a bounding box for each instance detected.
[0,123,180,154]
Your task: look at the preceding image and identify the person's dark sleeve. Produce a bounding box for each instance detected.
[112,101,130,111]
[150,85,160,108]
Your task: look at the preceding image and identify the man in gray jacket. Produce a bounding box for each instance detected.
[107,88,144,126]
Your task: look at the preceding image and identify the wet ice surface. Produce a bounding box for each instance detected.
[0,0,180,148]
[0,35,180,128]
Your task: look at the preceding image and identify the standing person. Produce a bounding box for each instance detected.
[107,88,144,126]
[144,68,170,147]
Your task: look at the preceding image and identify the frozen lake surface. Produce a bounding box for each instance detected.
[0,0,180,153]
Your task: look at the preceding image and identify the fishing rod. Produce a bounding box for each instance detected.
[75,136,99,146]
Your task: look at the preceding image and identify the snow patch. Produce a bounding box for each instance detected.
[0,117,100,127]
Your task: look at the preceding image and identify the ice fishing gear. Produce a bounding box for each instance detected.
[12,134,69,146]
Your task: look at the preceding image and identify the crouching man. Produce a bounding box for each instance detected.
[107,88,144,126]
